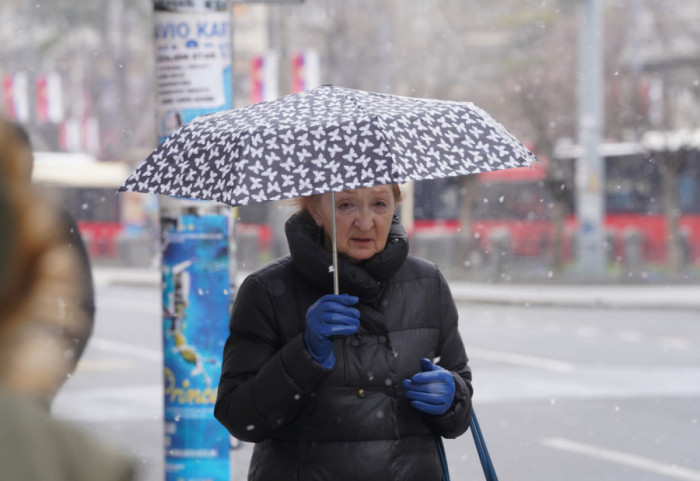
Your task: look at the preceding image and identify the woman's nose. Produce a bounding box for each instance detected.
[354,209,374,230]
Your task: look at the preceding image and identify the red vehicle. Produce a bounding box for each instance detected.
[412,159,562,257]
[412,142,700,265]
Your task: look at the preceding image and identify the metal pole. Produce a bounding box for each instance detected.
[575,0,606,278]
[379,1,393,93]
[24,0,36,128]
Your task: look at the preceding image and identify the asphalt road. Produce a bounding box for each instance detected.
[53,284,700,481]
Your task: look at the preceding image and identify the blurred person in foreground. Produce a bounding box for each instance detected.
[2,119,95,405]
[215,184,473,480]
[0,120,136,480]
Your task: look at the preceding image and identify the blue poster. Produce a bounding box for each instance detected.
[161,213,230,481]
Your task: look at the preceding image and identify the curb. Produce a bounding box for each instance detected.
[449,283,700,310]
[92,268,161,288]
[93,268,699,310]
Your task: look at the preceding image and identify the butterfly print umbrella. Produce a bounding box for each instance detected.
[120,85,538,292]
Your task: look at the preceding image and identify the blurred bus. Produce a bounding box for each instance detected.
[32,151,129,259]
[413,141,700,264]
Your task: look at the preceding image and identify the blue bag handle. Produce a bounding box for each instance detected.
[436,435,451,481]
[471,411,499,481]
[437,410,499,481]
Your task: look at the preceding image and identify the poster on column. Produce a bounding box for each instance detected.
[154,9,232,143]
[161,213,230,481]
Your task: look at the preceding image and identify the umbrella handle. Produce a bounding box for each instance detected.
[330,191,340,295]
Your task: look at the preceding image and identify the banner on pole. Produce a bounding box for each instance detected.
[161,213,231,481]
[2,73,30,122]
[290,49,320,94]
[36,72,64,123]
[250,51,279,104]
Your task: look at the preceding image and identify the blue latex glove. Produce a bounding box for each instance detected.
[402,358,456,416]
[304,294,360,369]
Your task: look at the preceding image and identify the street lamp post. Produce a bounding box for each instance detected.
[575,0,606,278]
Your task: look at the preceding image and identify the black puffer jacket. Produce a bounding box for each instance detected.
[215,211,473,481]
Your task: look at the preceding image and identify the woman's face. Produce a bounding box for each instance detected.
[309,185,397,263]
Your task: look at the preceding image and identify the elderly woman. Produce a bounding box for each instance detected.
[215,184,473,481]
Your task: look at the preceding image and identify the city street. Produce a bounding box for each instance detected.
[54,283,700,481]
[7,1,700,480]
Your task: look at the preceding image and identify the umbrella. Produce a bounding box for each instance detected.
[120,85,538,292]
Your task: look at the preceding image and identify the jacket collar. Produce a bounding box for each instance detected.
[285,209,408,300]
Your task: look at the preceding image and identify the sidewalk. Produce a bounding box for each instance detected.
[93,266,700,309]
[448,282,699,309]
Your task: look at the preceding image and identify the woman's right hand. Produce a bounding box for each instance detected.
[304,294,360,369]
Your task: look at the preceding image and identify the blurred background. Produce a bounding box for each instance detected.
[2,0,699,283]
[3,2,699,481]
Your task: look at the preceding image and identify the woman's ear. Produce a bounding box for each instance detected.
[310,209,323,227]
[308,203,323,228]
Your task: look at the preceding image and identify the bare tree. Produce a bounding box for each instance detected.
[638,1,700,279]
[244,0,700,279]
[489,7,578,272]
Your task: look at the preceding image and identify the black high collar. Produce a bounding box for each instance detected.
[285,209,409,301]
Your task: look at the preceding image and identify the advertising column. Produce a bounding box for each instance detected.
[160,208,231,481]
[152,2,233,480]
[154,2,233,142]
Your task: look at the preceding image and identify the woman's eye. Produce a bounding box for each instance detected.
[337,202,353,210]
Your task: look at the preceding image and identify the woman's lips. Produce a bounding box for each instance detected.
[352,238,371,244]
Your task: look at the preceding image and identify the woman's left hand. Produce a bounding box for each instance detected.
[402,358,455,415]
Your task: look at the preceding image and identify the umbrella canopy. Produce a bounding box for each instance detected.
[119,85,537,205]
[120,85,538,293]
